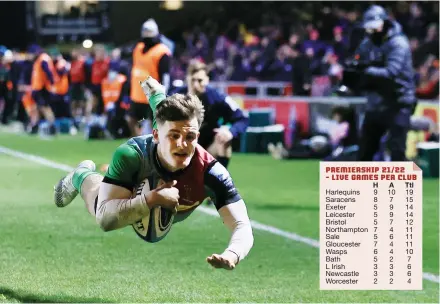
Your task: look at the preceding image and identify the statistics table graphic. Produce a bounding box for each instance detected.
[320,162,422,290]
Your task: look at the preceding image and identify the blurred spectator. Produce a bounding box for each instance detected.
[302,29,327,59]
[330,26,348,62]
[185,27,210,62]
[290,46,312,96]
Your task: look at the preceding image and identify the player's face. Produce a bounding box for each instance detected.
[188,70,209,95]
[154,117,200,172]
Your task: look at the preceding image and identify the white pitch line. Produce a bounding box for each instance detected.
[0,145,438,284]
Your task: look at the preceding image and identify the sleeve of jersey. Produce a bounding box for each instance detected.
[103,143,141,191]
[204,162,242,210]
[215,90,249,138]
[148,92,166,129]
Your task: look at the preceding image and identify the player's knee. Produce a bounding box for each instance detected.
[96,212,117,232]
[212,139,231,151]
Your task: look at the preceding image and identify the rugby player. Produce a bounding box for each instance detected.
[170,60,249,169]
[53,77,254,270]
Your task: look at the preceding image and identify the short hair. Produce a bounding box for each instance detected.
[156,93,205,128]
[187,59,207,76]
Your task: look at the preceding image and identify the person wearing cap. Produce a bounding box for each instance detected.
[128,18,171,137]
[29,44,59,135]
[345,5,417,161]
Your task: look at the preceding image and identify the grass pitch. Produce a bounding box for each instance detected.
[0,133,438,303]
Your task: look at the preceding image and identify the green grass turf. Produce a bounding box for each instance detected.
[0,133,438,303]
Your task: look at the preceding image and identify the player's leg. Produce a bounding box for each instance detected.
[206,135,232,168]
[387,108,411,161]
[358,112,386,161]
[22,94,40,133]
[77,172,103,216]
[33,89,57,134]
[53,160,100,216]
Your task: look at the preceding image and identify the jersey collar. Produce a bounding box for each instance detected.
[152,143,192,181]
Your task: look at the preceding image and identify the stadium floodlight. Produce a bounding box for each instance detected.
[82,39,93,49]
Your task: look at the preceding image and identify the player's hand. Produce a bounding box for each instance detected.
[213,127,233,144]
[206,251,238,270]
[140,76,165,98]
[147,180,180,213]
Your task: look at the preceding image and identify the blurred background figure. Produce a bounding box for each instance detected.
[0,46,13,125]
[69,48,87,128]
[342,5,417,161]
[268,105,358,161]
[48,48,72,124]
[171,59,249,169]
[86,45,109,124]
[128,18,171,137]
[29,44,58,135]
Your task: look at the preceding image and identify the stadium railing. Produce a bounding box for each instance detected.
[209,81,438,155]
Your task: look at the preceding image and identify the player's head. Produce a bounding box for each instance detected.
[153,93,205,171]
[187,60,209,95]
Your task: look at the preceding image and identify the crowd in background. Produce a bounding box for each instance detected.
[169,1,439,98]
[0,1,439,134]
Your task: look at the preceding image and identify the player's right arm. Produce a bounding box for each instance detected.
[204,162,254,269]
[96,143,179,232]
[95,143,150,231]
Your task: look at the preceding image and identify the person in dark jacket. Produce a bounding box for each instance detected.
[345,5,418,161]
[170,60,249,169]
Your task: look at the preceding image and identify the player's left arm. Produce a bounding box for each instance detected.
[216,90,249,139]
[204,161,254,270]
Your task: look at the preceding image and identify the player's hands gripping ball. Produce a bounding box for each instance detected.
[148,179,180,214]
[132,179,177,243]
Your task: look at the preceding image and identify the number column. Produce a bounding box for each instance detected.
[372,184,379,286]
[387,184,396,287]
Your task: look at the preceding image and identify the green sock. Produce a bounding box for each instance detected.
[149,92,166,129]
[72,168,99,195]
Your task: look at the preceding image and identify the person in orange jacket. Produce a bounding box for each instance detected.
[128,19,171,137]
[29,44,58,135]
[49,48,72,120]
[85,62,130,140]
[69,48,87,122]
[86,45,110,121]
[101,62,130,138]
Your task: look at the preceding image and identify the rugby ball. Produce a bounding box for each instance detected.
[131,179,175,243]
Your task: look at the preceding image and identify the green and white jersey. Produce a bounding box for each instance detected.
[102,94,242,223]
